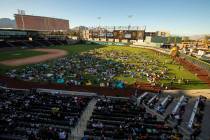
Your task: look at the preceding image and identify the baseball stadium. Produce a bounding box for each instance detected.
[0,1,210,140]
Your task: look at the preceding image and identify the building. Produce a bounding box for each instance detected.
[156,31,170,37]
[203,36,210,49]
[181,36,210,49]
[144,32,157,37]
[82,30,90,40]
[15,14,69,32]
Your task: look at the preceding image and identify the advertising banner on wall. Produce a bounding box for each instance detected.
[124,34,131,39]
[87,41,127,46]
[106,32,113,37]
[99,33,106,37]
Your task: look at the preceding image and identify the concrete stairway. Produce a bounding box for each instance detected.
[69,98,97,140]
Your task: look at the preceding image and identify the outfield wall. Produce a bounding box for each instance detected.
[133,42,162,47]
[86,41,128,46]
[150,36,182,44]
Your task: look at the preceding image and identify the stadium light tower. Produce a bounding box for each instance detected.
[17,9,25,30]
[97,17,102,40]
[97,16,101,27]
[128,15,133,30]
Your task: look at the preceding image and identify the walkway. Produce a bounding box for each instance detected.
[163,89,210,99]
[69,98,97,140]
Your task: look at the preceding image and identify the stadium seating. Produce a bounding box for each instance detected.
[0,39,68,48]
[49,40,64,45]
[32,40,51,46]
[0,86,208,140]
[0,88,91,140]
[23,41,43,47]
[0,41,15,48]
[83,97,182,140]
[143,93,207,140]
[8,41,28,48]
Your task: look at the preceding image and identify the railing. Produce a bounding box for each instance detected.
[137,92,149,106]
[172,95,185,115]
[0,85,29,91]
[160,95,171,106]
[188,96,200,129]
[147,94,158,105]
[179,53,210,73]
[36,88,97,96]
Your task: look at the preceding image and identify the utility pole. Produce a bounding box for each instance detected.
[17,9,25,30]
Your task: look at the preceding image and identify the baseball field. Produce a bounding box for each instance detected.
[0,44,209,90]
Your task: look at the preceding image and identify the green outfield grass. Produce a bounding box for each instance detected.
[0,44,209,89]
[94,46,209,89]
[50,44,105,55]
[0,49,47,61]
[50,45,210,89]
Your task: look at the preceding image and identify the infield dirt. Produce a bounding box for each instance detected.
[0,48,68,66]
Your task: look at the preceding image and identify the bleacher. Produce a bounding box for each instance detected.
[141,93,208,140]
[0,88,91,140]
[0,41,13,48]
[49,40,64,45]
[23,41,43,47]
[8,41,28,48]
[0,39,68,49]
[0,29,69,49]
[83,97,178,140]
[0,86,209,140]
[36,40,53,46]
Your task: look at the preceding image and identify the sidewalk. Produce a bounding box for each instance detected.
[163,89,210,99]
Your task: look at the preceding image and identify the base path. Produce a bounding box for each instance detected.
[0,48,68,66]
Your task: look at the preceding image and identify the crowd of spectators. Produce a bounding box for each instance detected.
[0,85,208,140]
[0,88,91,140]
[6,48,187,89]
[83,97,183,140]
[143,93,207,140]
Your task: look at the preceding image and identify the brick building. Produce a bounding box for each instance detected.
[15,14,69,32]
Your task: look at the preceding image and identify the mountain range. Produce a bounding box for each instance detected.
[0,18,16,28]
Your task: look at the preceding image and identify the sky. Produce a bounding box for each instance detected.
[0,0,210,36]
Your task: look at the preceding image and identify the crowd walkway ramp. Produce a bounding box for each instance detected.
[180,98,196,128]
[70,98,97,140]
